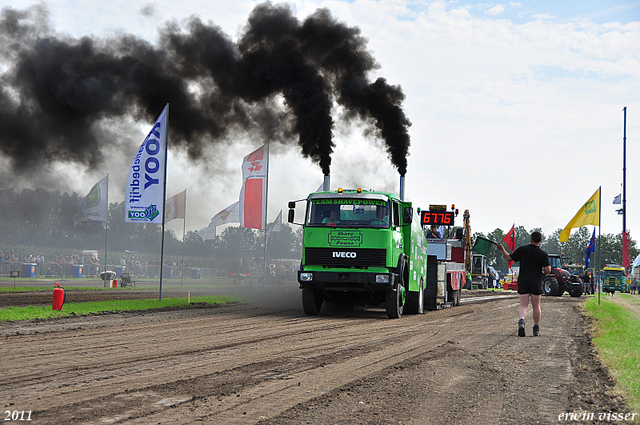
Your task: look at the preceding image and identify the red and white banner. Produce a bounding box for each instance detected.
[164,190,186,223]
[195,201,240,241]
[239,144,268,229]
[209,201,240,227]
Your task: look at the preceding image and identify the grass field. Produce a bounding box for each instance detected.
[585,295,640,415]
[0,295,238,321]
[0,286,144,293]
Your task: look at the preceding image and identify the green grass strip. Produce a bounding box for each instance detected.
[0,296,237,322]
[0,286,135,293]
[585,297,640,413]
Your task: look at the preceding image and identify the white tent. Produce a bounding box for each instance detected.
[632,253,640,277]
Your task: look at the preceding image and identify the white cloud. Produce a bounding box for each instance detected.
[485,5,506,16]
[530,12,557,21]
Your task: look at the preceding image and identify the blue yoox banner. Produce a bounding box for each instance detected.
[125,105,168,223]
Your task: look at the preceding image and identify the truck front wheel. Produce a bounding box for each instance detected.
[386,258,407,319]
[386,282,405,319]
[302,287,323,315]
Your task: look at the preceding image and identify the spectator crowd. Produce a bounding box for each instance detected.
[0,249,194,279]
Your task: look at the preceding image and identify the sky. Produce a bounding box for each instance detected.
[1,0,639,240]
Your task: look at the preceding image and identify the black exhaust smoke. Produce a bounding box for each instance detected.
[0,3,411,180]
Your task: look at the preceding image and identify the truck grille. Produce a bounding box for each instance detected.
[304,248,386,268]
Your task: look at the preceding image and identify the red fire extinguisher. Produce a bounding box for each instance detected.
[52,282,66,311]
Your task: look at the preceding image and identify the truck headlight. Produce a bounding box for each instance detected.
[376,274,390,284]
[300,272,314,281]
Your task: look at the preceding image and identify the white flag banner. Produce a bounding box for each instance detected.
[239,144,267,229]
[125,105,168,223]
[209,201,240,227]
[196,225,216,241]
[266,210,282,241]
[73,175,108,226]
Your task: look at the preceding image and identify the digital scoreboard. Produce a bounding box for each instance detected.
[420,210,455,226]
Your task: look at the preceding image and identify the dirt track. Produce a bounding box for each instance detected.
[0,286,630,424]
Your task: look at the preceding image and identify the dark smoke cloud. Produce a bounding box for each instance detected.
[0,2,411,177]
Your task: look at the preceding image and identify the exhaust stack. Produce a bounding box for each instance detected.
[323,175,330,191]
[399,175,405,201]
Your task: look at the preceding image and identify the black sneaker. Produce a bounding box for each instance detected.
[518,320,525,337]
[533,325,540,337]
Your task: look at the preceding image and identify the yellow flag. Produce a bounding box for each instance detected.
[559,187,600,242]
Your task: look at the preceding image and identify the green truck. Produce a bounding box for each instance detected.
[288,188,428,318]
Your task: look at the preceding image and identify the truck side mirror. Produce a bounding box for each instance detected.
[288,209,295,223]
[403,207,413,224]
[288,201,296,209]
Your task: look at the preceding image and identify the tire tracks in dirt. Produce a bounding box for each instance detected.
[0,293,629,424]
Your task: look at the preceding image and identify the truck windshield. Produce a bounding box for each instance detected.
[603,269,625,277]
[307,199,390,228]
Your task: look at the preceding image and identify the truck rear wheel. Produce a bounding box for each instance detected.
[543,276,560,296]
[405,278,424,314]
[302,287,323,315]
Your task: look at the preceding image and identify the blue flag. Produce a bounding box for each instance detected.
[585,228,596,269]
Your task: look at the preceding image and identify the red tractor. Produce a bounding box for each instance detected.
[543,254,583,297]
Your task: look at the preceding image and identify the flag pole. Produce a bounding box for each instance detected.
[508,223,514,274]
[159,104,169,301]
[622,106,628,273]
[181,189,186,286]
[598,185,602,305]
[104,174,109,287]
[263,141,270,292]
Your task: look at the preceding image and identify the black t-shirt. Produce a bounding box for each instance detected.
[510,244,550,286]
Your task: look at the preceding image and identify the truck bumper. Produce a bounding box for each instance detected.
[298,270,397,292]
